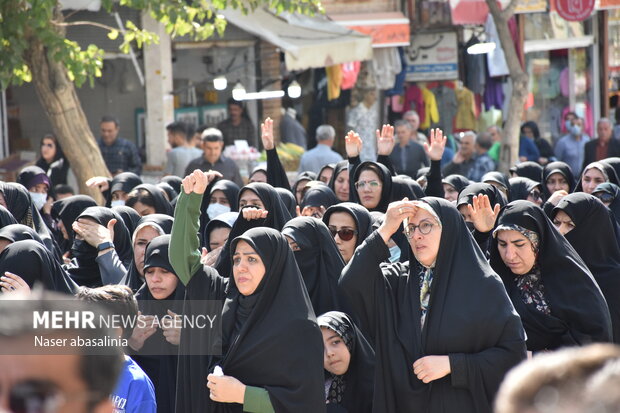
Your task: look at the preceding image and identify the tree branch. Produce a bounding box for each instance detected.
[51,20,117,32]
[501,0,519,20]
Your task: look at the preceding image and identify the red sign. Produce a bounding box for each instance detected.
[554,0,595,21]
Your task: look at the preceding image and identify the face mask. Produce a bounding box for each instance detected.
[29,192,47,211]
[565,120,572,131]
[570,125,582,136]
[388,245,401,263]
[71,239,99,262]
[207,203,231,219]
[111,200,125,207]
[465,221,476,233]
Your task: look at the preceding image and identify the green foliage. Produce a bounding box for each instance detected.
[0,0,322,89]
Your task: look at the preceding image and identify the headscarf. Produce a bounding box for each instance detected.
[35,135,69,187]
[542,161,576,199]
[489,200,612,351]
[160,175,182,195]
[157,182,178,202]
[282,217,346,315]
[593,182,620,227]
[0,182,55,253]
[249,166,267,182]
[392,176,425,200]
[456,182,508,210]
[301,185,339,210]
[510,161,543,183]
[508,177,542,202]
[207,227,324,413]
[51,195,98,254]
[214,183,293,278]
[130,183,174,216]
[323,202,374,249]
[317,311,375,413]
[481,171,510,196]
[0,224,44,245]
[121,214,174,292]
[292,171,318,200]
[443,174,470,194]
[0,206,18,229]
[111,205,142,235]
[16,166,51,191]
[553,193,620,343]
[328,161,349,202]
[203,212,237,252]
[602,157,620,180]
[575,161,620,192]
[134,234,184,413]
[110,172,142,195]
[275,187,297,217]
[339,197,526,413]
[352,161,393,212]
[318,163,336,181]
[200,179,240,239]
[65,207,133,287]
[0,239,76,294]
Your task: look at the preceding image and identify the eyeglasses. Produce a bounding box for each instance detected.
[529,190,542,201]
[594,192,615,204]
[403,220,435,238]
[328,227,358,241]
[354,180,381,190]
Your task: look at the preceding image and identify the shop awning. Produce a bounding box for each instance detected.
[221,8,373,71]
[329,12,410,48]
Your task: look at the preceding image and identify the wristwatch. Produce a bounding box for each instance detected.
[97,241,115,252]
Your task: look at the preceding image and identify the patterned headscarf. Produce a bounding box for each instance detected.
[493,223,540,253]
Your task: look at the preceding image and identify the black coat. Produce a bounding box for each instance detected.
[582,138,620,171]
[340,197,526,413]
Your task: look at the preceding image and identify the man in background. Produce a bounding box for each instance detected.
[97,115,142,176]
[165,121,202,177]
[185,128,243,186]
[217,98,258,148]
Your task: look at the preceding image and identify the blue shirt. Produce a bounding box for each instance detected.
[111,356,157,413]
[298,143,343,174]
[98,137,142,175]
[554,133,590,176]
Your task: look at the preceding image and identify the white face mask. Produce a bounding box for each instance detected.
[111,200,126,208]
[207,203,231,219]
[388,245,401,263]
[29,192,47,211]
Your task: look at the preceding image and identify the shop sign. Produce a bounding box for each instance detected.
[599,0,620,8]
[347,22,410,47]
[553,0,595,21]
[515,0,548,13]
[404,32,458,81]
[449,0,546,24]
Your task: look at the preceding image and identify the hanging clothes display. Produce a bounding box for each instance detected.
[341,61,361,90]
[404,84,425,119]
[464,36,486,95]
[484,14,509,78]
[431,83,458,136]
[420,86,440,130]
[372,48,401,90]
[455,85,477,131]
[326,64,343,101]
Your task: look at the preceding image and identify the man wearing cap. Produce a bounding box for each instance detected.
[184,128,243,186]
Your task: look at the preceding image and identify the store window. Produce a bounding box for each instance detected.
[609,9,620,135]
[523,12,596,145]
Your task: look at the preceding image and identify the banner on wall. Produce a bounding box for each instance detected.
[404,32,459,81]
[449,0,546,25]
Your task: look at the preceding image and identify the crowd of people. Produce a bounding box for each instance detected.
[1,106,620,413]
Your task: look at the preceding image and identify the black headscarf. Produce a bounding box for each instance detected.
[594,182,620,227]
[282,217,346,315]
[35,135,69,187]
[121,214,174,292]
[553,193,620,343]
[456,182,508,210]
[352,161,393,212]
[339,197,526,413]
[0,239,76,294]
[317,311,375,413]
[508,177,541,202]
[160,176,182,195]
[0,206,18,229]
[111,205,142,235]
[481,171,510,197]
[65,207,133,287]
[322,202,374,248]
[328,161,349,202]
[207,227,324,413]
[602,157,620,180]
[442,174,470,194]
[292,171,318,199]
[575,161,620,192]
[0,182,55,254]
[110,172,142,195]
[510,161,543,183]
[275,187,297,217]
[301,185,339,210]
[0,224,44,245]
[202,212,237,252]
[319,163,336,180]
[17,166,50,191]
[392,176,424,200]
[542,161,576,199]
[157,182,178,202]
[249,166,267,182]
[490,200,612,351]
[134,234,184,413]
[131,183,174,216]
[200,179,240,238]
[51,195,98,253]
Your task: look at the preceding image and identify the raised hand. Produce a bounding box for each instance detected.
[345,130,363,158]
[72,218,115,249]
[261,117,275,150]
[85,176,110,192]
[547,190,568,206]
[242,208,269,221]
[377,198,418,244]
[182,170,220,195]
[423,128,447,161]
[466,194,500,233]
[376,124,396,156]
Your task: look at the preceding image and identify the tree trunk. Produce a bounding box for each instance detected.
[23,9,110,204]
[486,0,529,174]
